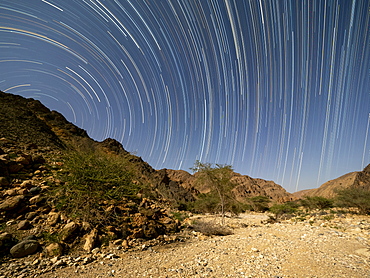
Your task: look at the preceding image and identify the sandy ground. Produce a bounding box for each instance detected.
[24,212,370,278]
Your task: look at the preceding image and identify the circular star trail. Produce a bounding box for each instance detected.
[1,0,369,192]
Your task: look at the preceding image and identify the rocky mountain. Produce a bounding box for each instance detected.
[293,164,370,199]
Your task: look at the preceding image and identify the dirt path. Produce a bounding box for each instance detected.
[3,213,370,278]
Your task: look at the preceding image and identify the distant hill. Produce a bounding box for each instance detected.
[293,164,370,199]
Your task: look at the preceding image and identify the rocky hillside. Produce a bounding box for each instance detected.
[0,91,294,204]
[294,164,370,199]
[0,90,296,264]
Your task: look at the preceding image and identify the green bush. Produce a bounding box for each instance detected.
[191,193,220,214]
[190,192,246,216]
[247,196,270,212]
[300,196,333,210]
[269,203,297,220]
[335,187,370,215]
[49,149,142,226]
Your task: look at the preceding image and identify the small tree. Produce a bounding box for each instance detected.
[191,161,237,224]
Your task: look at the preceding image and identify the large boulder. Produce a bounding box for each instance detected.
[10,240,39,258]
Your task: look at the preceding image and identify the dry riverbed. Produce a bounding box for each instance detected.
[1,212,370,278]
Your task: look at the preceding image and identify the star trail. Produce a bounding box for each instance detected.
[1,0,369,192]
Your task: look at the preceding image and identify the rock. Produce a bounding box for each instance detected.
[17,188,29,195]
[4,189,17,196]
[15,156,30,165]
[25,211,38,220]
[8,162,23,173]
[45,243,63,257]
[0,176,9,186]
[20,180,33,189]
[29,195,43,205]
[47,212,60,226]
[0,160,8,177]
[83,228,98,252]
[82,256,94,265]
[121,239,129,249]
[29,187,41,194]
[10,240,39,258]
[32,155,45,164]
[0,195,25,211]
[17,220,31,230]
[0,232,13,248]
[60,222,79,241]
[113,239,123,245]
[50,256,59,264]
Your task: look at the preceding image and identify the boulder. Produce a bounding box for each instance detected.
[0,176,9,186]
[0,232,13,248]
[83,228,98,252]
[47,211,60,226]
[17,220,31,230]
[0,195,25,211]
[20,180,33,189]
[10,240,39,258]
[45,242,63,257]
[60,221,79,241]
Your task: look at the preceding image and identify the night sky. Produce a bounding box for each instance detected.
[1,0,369,192]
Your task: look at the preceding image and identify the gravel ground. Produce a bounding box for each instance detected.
[2,213,370,278]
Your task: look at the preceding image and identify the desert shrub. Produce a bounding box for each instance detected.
[269,203,297,220]
[335,187,370,215]
[49,149,142,226]
[247,196,270,212]
[191,219,233,236]
[300,196,333,210]
[190,192,247,216]
[191,193,220,214]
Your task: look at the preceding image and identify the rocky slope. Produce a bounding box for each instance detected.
[294,164,370,199]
